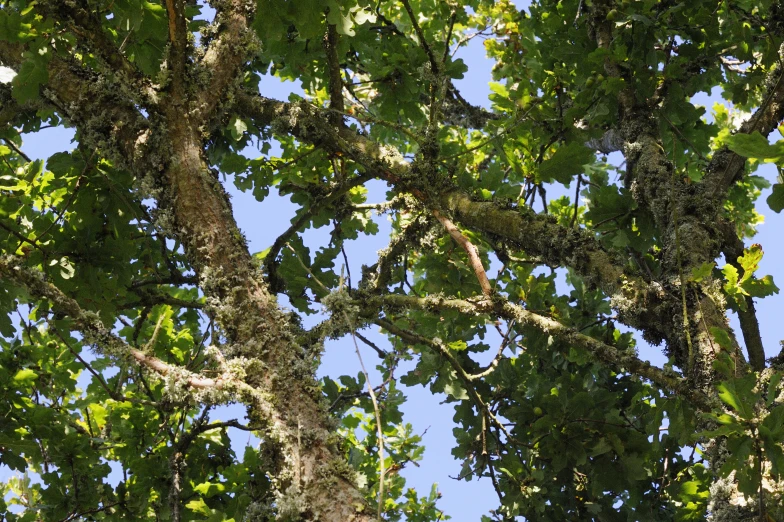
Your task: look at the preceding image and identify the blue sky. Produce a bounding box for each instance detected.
[6,2,784,520]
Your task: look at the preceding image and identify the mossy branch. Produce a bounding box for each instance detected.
[235,93,638,299]
[0,255,235,392]
[196,0,257,121]
[367,292,716,412]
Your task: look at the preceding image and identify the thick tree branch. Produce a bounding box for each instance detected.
[159,98,373,521]
[0,255,223,390]
[369,293,715,411]
[0,254,372,520]
[38,0,156,103]
[439,191,634,297]
[196,0,256,122]
[234,93,680,346]
[165,0,190,103]
[323,24,345,127]
[588,1,743,382]
[234,93,633,290]
[0,40,151,173]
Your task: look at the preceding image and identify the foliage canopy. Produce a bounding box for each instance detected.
[3,0,784,520]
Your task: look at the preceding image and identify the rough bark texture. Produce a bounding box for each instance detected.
[162,112,372,522]
[0,2,374,520]
[4,1,784,520]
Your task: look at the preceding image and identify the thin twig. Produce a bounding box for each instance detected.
[347,316,386,521]
[401,0,439,73]
[661,113,708,163]
[442,12,457,67]
[571,175,582,227]
[144,311,167,353]
[286,246,386,520]
[356,331,388,358]
[0,219,43,252]
[324,23,345,127]
[2,137,31,162]
[341,245,352,291]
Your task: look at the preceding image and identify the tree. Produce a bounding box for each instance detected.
[3,0,784,519]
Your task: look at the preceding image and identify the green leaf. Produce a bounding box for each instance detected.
[185,497,212,515]
[538,142,594,184]
[229,117,248,141]
[762,405,784,438]
[725,132,784,162]
[56,257,75,280]
[709,327,733,351]
[12,368,37,384]
[764,440,784,477]
[767,184,784,213]
[326,1,355,36]
[584,185,633,228]
[737,244,763,282]
[253,248,271,261]
[193,481,227,497]
[136,1,168,42]
[742,274,779,298]
[445,58,468,80]
[0,10,33,44]
[690,262,714,283]
[722,264,739,288]
[448,340,467,351]
[12,50,49,104]
[87,403,108,428]
[443,379,468,401]
[700,411,746,437]
[767,373,782,407]
[353,8,376,25]
[716,375,758,420]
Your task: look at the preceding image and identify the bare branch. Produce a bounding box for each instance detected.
[433,209,492,296]
[400,0,439,74]
[235,93,632,291]
[1,137,31,162]
[346,313,386,521]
